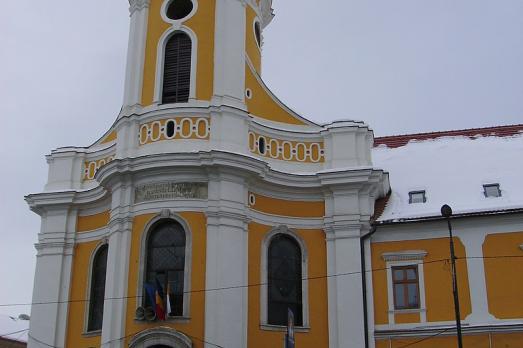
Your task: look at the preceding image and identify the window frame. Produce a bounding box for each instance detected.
[483,183,502,198]
[153,27,198,106]
[391,265,420,310]
[260,226,310,331]
[409,190,427,204]
[84,241,109,334]
[383,250,427,325]
[160,0,198,25]
[137,213,192,320]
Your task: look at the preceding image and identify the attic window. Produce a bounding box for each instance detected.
[409,191,426,204]
[483,184,501,198]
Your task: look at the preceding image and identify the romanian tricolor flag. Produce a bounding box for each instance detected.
[154,278,166,320]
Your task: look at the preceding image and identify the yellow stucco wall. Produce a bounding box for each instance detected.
[124,212,207,347]
[246,5,261,73]
[77,211,110,233]
[371,237,472,325]
[377,333,523,348]
[376,334,490,348]
[483,231,523,319]
[100,130,117,144]
[248,192,325,218]
[141,0,215,105]
[247,222,329,348]
[66,240,103,347]
[245,64,308,125]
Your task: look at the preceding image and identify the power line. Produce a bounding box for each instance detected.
[1,254,523,308]
[0,328,29,339]
[29,328,225,348]
[396,327,452,348]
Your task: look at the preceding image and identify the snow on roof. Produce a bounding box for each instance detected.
[372,126,523,222]
[0,315,29,343]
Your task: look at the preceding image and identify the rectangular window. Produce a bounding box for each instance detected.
[483,184,501,198]
[392,265,420,310]
[409,191,426,204]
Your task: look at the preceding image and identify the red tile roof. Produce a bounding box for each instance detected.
[374,124,523,149]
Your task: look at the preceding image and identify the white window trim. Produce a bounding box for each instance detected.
[160,0,199,25]
[153,25,198,105]
[83,240,109,335]
[136,211,193,319]
[383,250,428,325]
[260,226,310,330]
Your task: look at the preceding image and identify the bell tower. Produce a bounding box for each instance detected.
[122,0,274,115]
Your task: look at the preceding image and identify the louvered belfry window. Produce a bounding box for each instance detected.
[88,244,108,332]
[162,32,192,104]
[268,234,303,326]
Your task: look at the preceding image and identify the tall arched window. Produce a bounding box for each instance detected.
[145,220,186,317]
[268,234,303,326]
[162,32,192,104]
[88,244,108,332]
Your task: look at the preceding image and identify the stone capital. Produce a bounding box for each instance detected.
[129,0,150,15]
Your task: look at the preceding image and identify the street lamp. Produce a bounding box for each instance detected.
[441,204,464,348]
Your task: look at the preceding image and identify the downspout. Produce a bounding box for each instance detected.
[361,224,377,348]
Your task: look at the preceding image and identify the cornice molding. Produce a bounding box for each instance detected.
[382,250,428,262]
[129,0,150,15]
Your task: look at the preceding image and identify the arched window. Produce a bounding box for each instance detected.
[145,220,186,317]
[87,244,108,332]
[268,234,303,326]
[162,33,192,104]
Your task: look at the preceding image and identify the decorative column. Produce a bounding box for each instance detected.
[212,0,247,109]
[101,179,134,348]
[26,204,76,348]
[122,0,150,115]
[459,231,496,324]
[204,172,249,348]
[322,177,385,348]
[326,223,367,348]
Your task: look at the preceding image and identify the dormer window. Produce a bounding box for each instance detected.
[409,191,426,204]
[484,184,501,198]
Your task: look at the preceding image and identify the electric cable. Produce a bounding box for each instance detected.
[0,328,29,339]
[1,254,523,308]
[396,327,452,348]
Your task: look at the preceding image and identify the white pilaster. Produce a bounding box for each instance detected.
[204,173,249,348]
[122,0,150,114]
[28,207,76,348]
[326,227,366,348]
[212,0,247,109]
[364,237,376,348]
[459,232,497,324]
[101,181,134,348]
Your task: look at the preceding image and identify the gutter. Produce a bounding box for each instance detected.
[361,225,377,348]
[376,207,523,226]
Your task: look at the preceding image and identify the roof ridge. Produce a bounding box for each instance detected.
[374,124,523,148]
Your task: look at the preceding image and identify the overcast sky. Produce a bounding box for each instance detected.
[0,0,522,330]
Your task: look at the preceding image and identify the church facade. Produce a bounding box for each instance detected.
[25,1,523,348]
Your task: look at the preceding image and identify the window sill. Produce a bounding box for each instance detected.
[82,330,102,337]
[135,316,191,324]
[260,324,310,333]
[389,308,425,315]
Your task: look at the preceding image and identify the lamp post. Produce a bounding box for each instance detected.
[441,204,464,348]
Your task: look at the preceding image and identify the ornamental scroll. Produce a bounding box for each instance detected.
[135,182,208,203]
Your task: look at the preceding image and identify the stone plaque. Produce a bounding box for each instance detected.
[135,182,208,203]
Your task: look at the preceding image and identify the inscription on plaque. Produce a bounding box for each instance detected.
[135,182,208,203]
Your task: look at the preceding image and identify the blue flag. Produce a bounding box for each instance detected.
[144,283,156,308]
